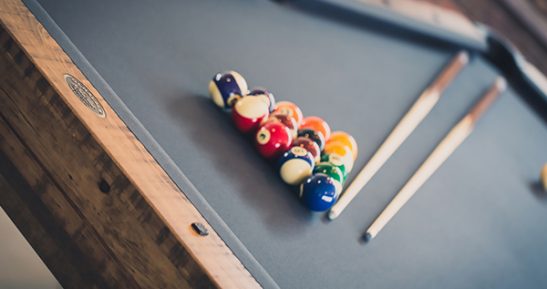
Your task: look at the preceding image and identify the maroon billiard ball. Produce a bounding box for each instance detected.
[292,137,320,163]
[255,122,292,159]
[232,96,270,134]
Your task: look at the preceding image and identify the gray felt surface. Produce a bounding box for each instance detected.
[28,0,547,288]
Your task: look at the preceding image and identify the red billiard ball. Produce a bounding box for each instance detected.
[292,137,320,163]
[232,96,270,134]
[299,116,331,140]
[255,122,292,159]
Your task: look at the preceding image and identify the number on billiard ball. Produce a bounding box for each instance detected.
[292,137,320,163]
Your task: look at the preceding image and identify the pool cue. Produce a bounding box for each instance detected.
[328,51,469,220]
[363,77,507,242]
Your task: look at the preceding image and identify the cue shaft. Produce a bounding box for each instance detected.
[328,51,469,220]
[364,77,506,241]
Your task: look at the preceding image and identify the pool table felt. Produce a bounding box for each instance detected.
[28,0,547,288]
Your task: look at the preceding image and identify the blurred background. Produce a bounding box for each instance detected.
[1,0,545,288]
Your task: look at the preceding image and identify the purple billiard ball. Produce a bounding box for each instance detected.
[208,71,248,109]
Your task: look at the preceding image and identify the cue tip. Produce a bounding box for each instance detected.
[362,232,373,243]
[327,209,339,221]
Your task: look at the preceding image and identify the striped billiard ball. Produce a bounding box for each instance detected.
[292,137,320,163]
[232,96,270,134]
[278,146,315,185]
[209,71,248,109]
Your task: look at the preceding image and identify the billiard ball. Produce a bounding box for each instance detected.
[265,113,298,139]
[255,122,292,159]
[297,129,325,151]
[320,153,348,181]
[327,131,358,160]
[313,162,344,194]
[272,101,304,125]
[232,96,270,134]
[323,141,354,172]
[247,88,276,112]
[299,116,331,140]
[299,174,338,212]
[209,71,248,109]
[278,146,315,185]
[292,137,320,163]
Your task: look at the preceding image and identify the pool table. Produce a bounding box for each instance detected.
[1,0,546,289]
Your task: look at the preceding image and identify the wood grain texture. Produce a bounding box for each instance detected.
[0,0,261,288]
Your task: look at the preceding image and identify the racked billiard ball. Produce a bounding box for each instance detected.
[327,131,358,160]
[272,101,304,125]
[299,174,338,212]
[297,128,325,151]
[278,146,315,185]
[313,162,344,194]
[255,122,292,159]
[247,88,276,112]
[232,96,270,134]
[323,141,354,172]
[292,137,320,163]
[265,113,298,139]
[320,153,348,181]
[299,116,331,140]
[209,71,248,109]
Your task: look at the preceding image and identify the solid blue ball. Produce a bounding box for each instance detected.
[208,71,248,109]
[299,174,338,212]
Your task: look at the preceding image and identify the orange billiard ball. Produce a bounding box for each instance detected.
[327,131,358,160]
[272,101,304,125]
[299,116,331,140]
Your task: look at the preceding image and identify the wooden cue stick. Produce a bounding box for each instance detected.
[328,51,469,220]
[363,77,507,242]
